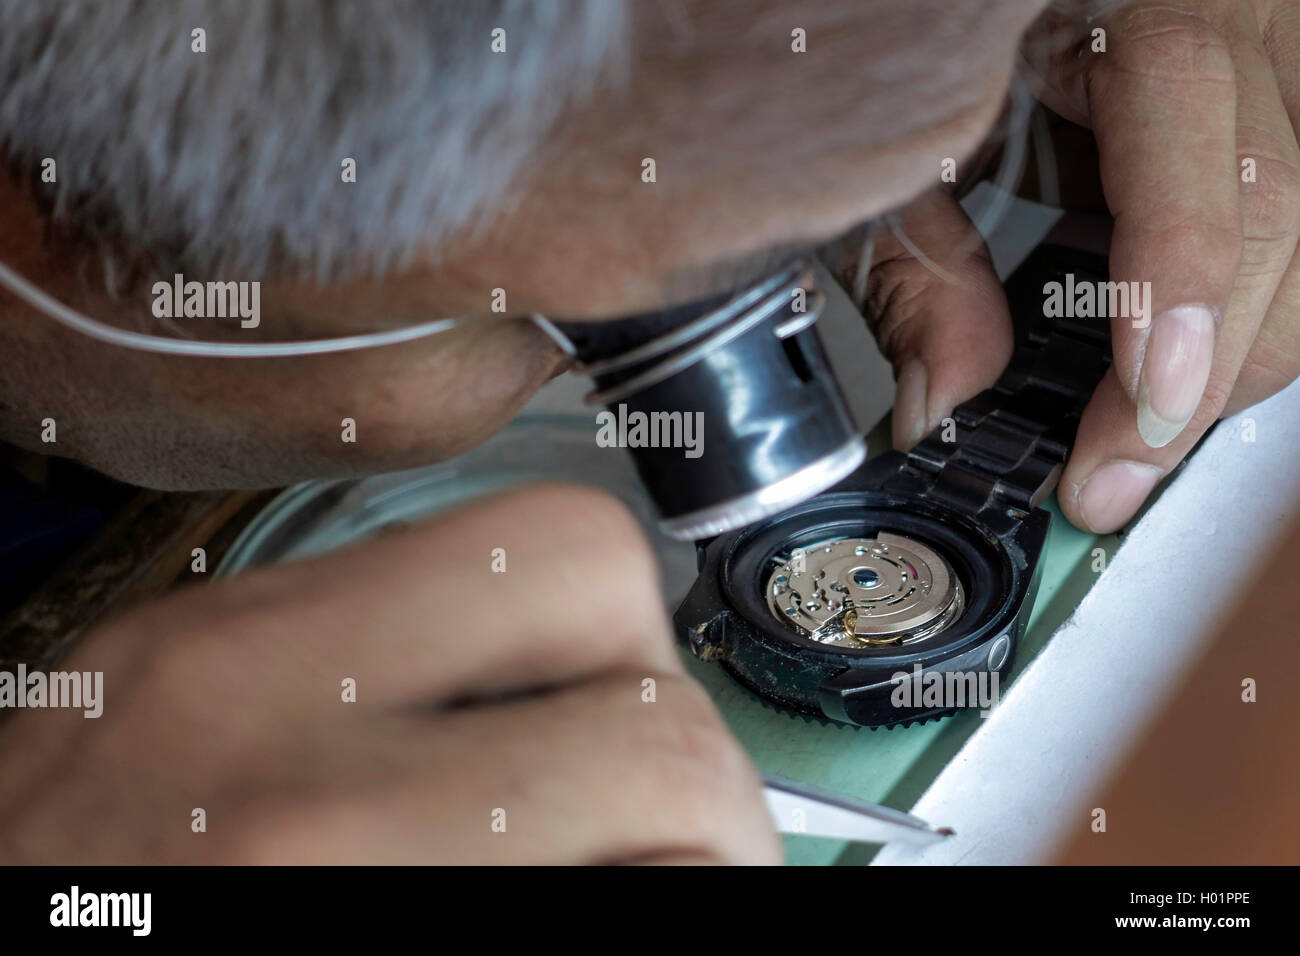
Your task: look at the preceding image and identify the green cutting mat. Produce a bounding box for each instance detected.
[681,495,1114,866]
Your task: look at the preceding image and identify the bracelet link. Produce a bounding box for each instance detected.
[888,245,1114,515]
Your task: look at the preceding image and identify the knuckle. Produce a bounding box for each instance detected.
[1151,215,1244,280]
[1262,7,1300,68]
[1240,153,1300,243]
[866,264,935,357]
[1103,8,1235,89]
[400,482,675,668]
[1238,340,1300,396]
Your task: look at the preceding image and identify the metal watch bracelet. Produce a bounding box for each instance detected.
[880,246,1113,516]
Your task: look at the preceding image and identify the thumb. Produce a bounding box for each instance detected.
[826,188,1013,450]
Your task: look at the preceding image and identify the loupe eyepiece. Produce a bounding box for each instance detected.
[553,261,865,540]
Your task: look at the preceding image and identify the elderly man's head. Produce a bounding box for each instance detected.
[0,0,1049,487]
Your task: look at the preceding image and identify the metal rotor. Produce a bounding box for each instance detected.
[765,532,964,647]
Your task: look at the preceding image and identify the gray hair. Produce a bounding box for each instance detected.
[0,0,626,282]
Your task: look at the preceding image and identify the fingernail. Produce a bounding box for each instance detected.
[1075,460,1164,533]
[1136,304,1216,448]
[893,360,929,450]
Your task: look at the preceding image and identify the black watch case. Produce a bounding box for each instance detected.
[673,453,1048,728]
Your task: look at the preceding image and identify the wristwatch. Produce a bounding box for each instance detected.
[673,244,1112,727]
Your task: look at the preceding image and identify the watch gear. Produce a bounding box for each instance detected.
[764,533,964,647]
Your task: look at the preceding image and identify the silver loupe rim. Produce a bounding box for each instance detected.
[656,436,867,541]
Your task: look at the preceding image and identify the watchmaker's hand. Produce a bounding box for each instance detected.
[0,485,780,865]
[835,0,1300,534]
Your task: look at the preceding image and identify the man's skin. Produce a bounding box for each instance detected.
[1,0,1299,863]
